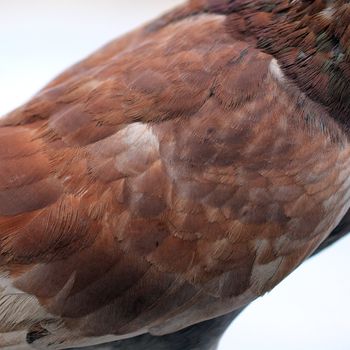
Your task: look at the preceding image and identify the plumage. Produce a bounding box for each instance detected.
[0,0,349,349]
[73,216,350,350]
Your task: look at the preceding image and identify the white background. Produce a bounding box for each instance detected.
[0,1,349,349]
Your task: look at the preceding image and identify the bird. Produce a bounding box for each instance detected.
[0,0,349,349]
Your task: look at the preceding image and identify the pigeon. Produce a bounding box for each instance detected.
[0,0,349,348]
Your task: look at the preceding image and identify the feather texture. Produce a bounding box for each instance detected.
[0,1,349,348]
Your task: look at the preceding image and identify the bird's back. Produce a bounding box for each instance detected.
[0,1,349,349]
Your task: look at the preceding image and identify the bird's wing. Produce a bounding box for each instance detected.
[1,2,350,349]
[68,213,350,350]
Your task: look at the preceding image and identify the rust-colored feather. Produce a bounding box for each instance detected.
[0,1,349,349]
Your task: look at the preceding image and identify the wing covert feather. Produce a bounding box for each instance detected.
[0,4,350,348]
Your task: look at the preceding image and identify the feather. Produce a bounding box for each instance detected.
[0,1,349,348]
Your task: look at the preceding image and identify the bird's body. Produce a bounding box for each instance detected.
[0,0,349,348]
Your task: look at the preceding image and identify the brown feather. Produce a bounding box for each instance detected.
[0,1,349,348]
